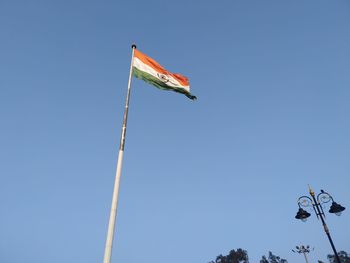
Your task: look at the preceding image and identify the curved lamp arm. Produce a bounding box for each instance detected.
[317,190,334,205]
[297,196,313,208]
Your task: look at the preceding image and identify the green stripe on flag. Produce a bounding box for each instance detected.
[133,67,196,100]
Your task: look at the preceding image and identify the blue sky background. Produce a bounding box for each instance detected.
[1,0,349,262]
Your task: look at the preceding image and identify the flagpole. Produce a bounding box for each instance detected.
[103,44,136,263]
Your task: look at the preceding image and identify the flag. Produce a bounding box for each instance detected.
[132,49,196,100]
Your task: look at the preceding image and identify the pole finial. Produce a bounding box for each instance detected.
[131,43,137,49]
[308,184,315,196]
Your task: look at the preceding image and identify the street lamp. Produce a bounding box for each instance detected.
[295,186,346,263]
[292,245,313,263]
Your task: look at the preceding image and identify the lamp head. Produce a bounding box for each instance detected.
[329,201,345,216]
[295,208,311,221]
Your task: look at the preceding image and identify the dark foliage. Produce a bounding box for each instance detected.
[260,251,288,263]
[327,251,350,263]
[209,248,249,263]
[209,249,290,263]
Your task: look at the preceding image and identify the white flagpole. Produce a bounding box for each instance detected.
[103,44,137,263]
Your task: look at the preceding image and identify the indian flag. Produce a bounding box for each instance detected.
[132,49,196,100]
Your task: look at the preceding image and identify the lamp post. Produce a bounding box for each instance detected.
[295,186,345,263]
[292,245,313,263]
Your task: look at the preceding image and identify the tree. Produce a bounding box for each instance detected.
[260,251,288,263]
[327,251,350,263]
[209,248,249,263]
[209,249,288,263]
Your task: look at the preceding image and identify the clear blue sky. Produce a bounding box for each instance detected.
[1,0,349,262]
